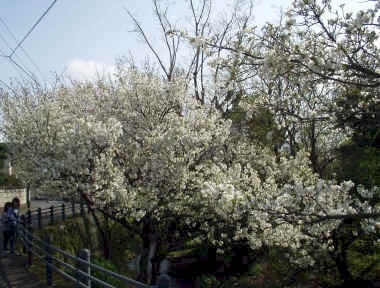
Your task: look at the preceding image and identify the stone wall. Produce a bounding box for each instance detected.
[0,188,26,208]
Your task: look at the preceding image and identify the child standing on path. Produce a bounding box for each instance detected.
[7,197,20,255]
[1,202,12,252]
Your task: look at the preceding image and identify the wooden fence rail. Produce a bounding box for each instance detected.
[18,204,172,288]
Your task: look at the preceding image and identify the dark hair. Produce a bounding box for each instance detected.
[3,202,12,213]
[12,197,20,208]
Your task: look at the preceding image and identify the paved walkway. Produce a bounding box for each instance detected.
[0,254,49,288]
[0,199,65,288]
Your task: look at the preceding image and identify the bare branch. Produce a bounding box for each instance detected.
[125,7,169,79]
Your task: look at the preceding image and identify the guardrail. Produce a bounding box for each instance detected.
[21,202,82,229]
[18,204,172,288]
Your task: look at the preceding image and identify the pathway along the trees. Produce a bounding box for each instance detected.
[0,202,173,288]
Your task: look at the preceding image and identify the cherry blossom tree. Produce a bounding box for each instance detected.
[1,63,379,284]
[186,0,379,180]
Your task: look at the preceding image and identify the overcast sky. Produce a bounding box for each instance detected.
[0,0,293,85]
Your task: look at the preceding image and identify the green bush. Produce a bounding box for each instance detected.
[92,257,130,288]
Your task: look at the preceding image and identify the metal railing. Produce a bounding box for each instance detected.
[22,202,82,229]
[18,204,171,288]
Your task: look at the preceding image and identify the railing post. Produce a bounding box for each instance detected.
[45,235,53,286]
[62,203,66,221]
[72,201,76,217]
[38,208,42,229]
[50,206,54,225]
[20,215,26,253]
[80,198,84,216]
[27,224,33,266]
[76,248,91,288]
[26,210,33,265]
[20,215,26,229]
[20,215,25,230]
[27,209,32,226]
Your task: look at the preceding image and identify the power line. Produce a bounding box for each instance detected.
[9,0,58,58]
[0,16,43,77]
[0,46,25,79]
[0,79,10,89]
[0,29,13,50]
[0,79,17,93]
[0,1,58,83]
[0,30,38,80]
[9,57,37,81]
[1,45,37,81]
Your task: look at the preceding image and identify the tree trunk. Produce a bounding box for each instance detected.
[147,235,159,284]
[138,215,160,284]
[80,192,109,257]
[336,243,352,287]
[81,207,93,249]
[309,118,318,173]
[138,235,160,284]
[332,219,358,287]
[103,212,110,259]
